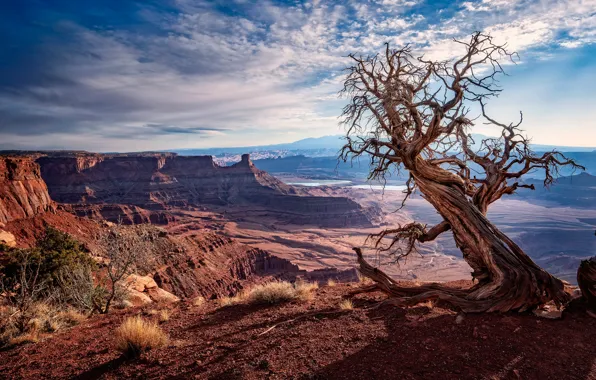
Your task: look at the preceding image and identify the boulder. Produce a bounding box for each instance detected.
[147,287,180,303]
[0,230,16,247]
[126,290,154,306]
[124,274,159,293]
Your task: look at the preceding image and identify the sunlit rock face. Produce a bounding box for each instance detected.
[37,153,372,228]
[0,156,55,224]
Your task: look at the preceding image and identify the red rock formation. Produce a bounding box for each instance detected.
[147,231,301,299]
[150,231,359,299]
[36,153,371,227]
[0,156,55,224]
[63,204,176,225]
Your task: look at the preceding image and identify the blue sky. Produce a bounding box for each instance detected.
[0,0,595,152]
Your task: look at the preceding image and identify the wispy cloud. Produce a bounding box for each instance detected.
[0,0,594,151]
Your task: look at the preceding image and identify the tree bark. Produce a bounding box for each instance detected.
[357,161,569,313]
[578,257,596,310]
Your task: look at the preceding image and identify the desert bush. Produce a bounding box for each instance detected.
[339,299,354,310]
[96,225,150,314]
[327,279,336,287]
[2,227,93,288]
[115,316,168,357]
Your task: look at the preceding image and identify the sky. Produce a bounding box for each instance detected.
[0,0,595,152]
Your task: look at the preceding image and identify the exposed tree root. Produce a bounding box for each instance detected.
[354,247,569,313]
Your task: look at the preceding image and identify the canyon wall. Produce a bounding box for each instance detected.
[37,153,371,227]
[128,228,355,299]
[0,156,55,224]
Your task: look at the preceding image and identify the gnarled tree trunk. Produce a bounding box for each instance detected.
[414,172,568,312]
[578,257,596,310]
[355,168,568,313]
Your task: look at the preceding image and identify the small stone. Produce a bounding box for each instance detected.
[455,314,465,324]
[533,303,563,319]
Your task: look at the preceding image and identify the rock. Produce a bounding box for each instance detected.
[147,287,180,304]
[0,230,16,247]
[455,314,465,324]
[127,290,153,306]
[0,156,55,224]
[533,303,563,319]
[122,274,179,305]
[35,153,372,228]
[124,274,159,293]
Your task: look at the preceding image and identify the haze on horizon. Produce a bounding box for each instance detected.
[0,0,595,152]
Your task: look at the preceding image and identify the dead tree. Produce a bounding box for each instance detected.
[341,32,584,313]
[97,224,149,313]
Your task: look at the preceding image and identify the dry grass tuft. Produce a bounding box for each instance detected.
[115,300,134,310]
[158,309,171,323]
[9,333,39,346]
[247,282,296,304]
[0,303,87,348]
[57,309,87,326]
[339,299,354,310]
[192,296,206,307]
[295,281,318,301]
[247,281,318,305]
[327,279,337,287]
[115,316,168,358]
[357,273,374,286]
[218,295,244,307]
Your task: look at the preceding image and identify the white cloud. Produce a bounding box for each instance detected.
[2,0,596,150]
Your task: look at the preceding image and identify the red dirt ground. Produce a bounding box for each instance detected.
[1,283,595,380]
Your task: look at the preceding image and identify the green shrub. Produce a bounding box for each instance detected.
[0,227,101,312]
[2,227,94,289]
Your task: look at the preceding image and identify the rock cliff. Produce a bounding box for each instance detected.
[0,156,55,224]
[150,231,304,299]
[36,153,371,227]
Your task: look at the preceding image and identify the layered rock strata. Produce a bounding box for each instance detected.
[37,153,371,227]
[0,156,55,224]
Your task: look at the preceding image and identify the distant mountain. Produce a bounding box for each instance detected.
[550,172,596,186]
[513,172,596,209]
[471,134,596,153]
[173,135,344,156]
[172,134,595,156]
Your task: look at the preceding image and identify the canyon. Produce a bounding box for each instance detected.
[36,152,372,228]
[0,152,365,301]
